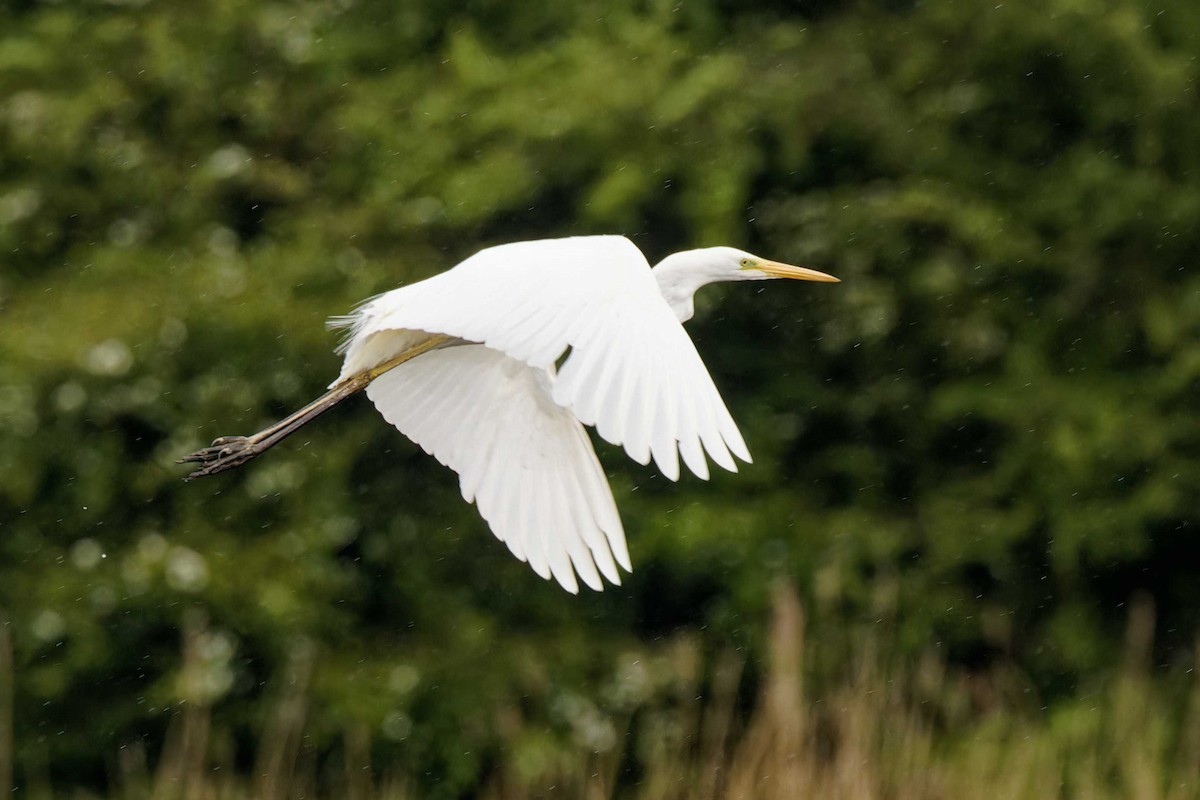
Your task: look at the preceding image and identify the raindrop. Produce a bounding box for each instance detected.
[53,382,88,413]
[166,546,210,592]
[71,538,104,570]
[31,609,65,642]
[85,339,134,377]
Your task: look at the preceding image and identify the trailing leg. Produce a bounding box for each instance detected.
[179,334,452,479]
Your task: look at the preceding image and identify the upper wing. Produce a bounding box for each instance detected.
[338,235,750,481]
[366,343,630,593]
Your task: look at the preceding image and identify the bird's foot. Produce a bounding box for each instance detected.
[178,435,261,479]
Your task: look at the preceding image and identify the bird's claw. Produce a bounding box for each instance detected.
[177,436,258,479]
[178,436,250,462]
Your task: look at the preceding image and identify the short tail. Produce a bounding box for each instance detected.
[326,293,383,354]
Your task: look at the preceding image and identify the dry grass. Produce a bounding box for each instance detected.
[1,608,12,798]
[6,589,1200,800]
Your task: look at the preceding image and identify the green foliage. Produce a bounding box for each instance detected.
[1,0,1198,795]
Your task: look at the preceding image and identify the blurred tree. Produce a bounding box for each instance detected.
[1,0,1198,795]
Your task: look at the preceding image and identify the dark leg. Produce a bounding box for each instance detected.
[179,334,452,479]
[178,380,364,478]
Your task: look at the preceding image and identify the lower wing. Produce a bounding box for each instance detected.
[366,339,630,593]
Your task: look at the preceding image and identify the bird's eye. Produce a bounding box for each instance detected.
[739,258,754,268]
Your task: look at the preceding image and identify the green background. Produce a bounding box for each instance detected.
[1,0,1198,795]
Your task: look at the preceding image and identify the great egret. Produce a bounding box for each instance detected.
[181,235,838,592]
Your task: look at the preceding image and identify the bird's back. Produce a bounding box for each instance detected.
[333,235,656,382]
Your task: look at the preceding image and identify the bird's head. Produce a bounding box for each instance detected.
[653,246,839,321]
[695,246,841,284]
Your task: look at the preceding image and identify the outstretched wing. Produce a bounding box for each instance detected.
[366,343,630,593]
[338,235,750,482]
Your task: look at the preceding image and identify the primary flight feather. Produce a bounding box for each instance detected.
[181,235,838,593]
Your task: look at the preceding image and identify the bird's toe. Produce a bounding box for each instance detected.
[178,436,251,465]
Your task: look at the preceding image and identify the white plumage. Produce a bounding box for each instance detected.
[329,235,836,592]
[183,234,838,593]
[366,345,627,594]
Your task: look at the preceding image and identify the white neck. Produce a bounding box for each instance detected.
[652,248,751,323]
[651,252,707,322]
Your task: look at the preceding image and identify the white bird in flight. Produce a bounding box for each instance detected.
[181,235,838,593]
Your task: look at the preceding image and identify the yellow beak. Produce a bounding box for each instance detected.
[757,260,840,283]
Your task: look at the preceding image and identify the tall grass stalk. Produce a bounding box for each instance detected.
[35,588,1200,799]
[1,607,12,798]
